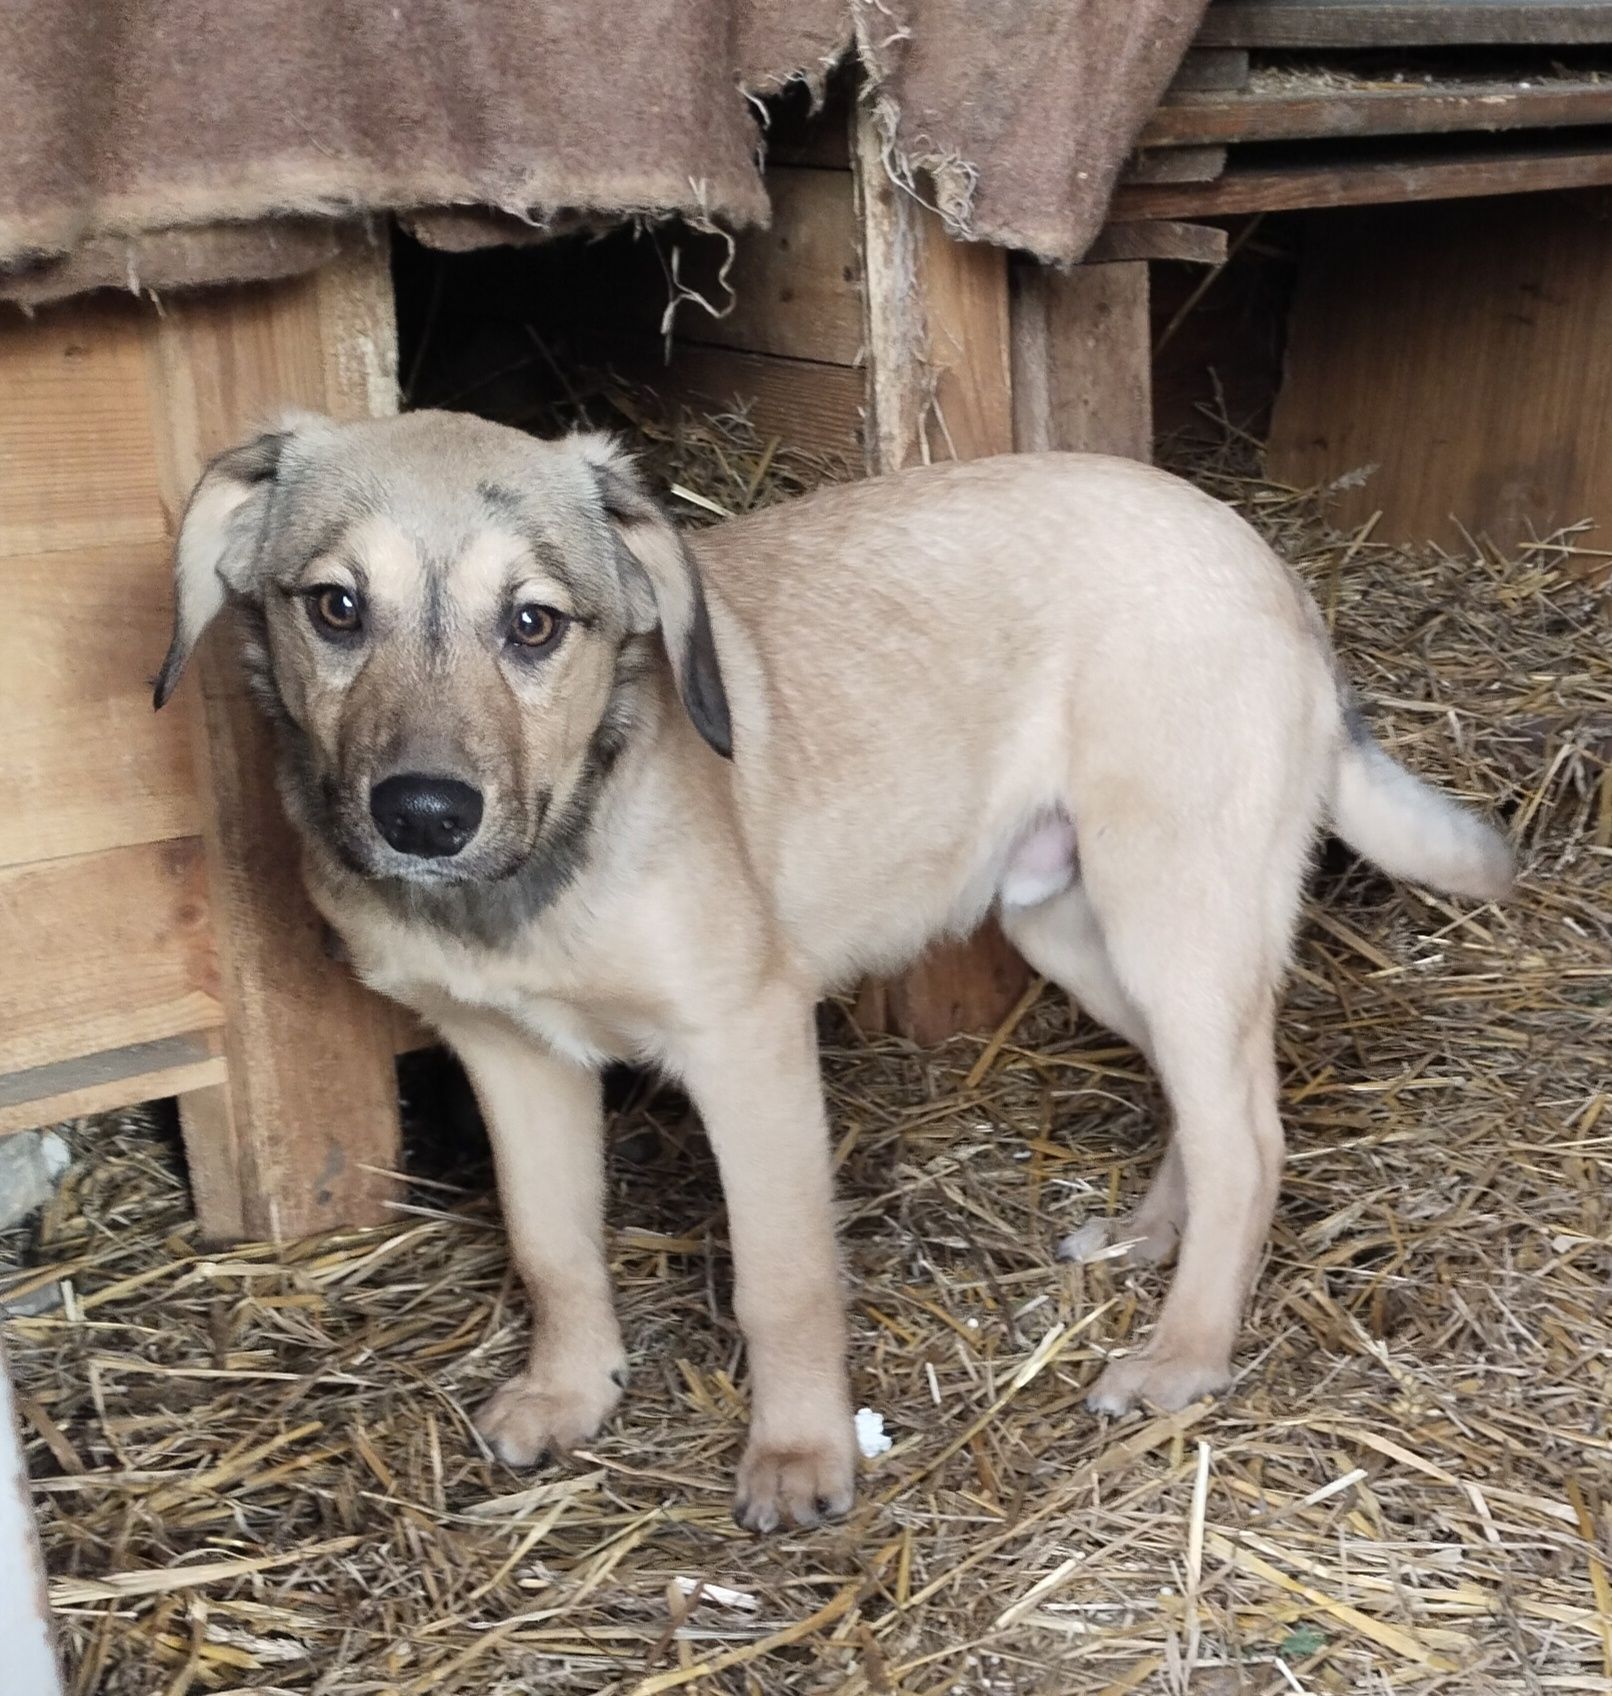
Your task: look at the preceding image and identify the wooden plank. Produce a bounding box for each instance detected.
[0,839,221,1076]
[599,336,865,464]
[1124,146,1229,185]
[694,167,864,366]
[856,138,1014,467]
[1168,48,1251,93]
[1085,221,1229,264]
[145,233,404,1243]
[0,540,200,869]
[1197,2,1612,48]
[851,105,1030,1044]
[914,217,1016,465]
[668,345,863,462]
[1269,191,1612,548]
[1011,263,1152,461]
[1143,80,1612,147]
[0,1033,225,1138]
[0,299,171,560]
[1110,139,1612,219]
[855,114,929,476]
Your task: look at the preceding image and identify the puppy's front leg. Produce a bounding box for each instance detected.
[441,1018,626,1465]
[677,985,856,1532]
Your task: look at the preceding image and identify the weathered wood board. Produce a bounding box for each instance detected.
[1270,191,1612,549]
[1143,80,1612,148]
[1112,138,1612,219]
[0,234,404,1243]
[1198,1,1612,49]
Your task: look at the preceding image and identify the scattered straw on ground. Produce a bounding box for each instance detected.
[4,405,1609,1695]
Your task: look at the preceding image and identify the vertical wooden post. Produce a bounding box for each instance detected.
[1010,260,1152,461]
[146,233,405,1242]
[851,109,1032,1045]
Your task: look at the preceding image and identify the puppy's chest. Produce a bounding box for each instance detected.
[348,918,664,1069]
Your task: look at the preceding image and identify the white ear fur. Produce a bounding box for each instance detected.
[171,477,258,637]
[573,432,734,759]
[154,428,291,707]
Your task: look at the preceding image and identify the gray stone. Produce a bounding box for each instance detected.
[0,1131,71,1232]
[1,1281,63,1318]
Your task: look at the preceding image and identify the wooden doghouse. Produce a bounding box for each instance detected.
[9,1,1612,1240]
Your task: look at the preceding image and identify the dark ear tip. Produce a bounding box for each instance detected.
[688,680,733,761]
[152,640,185,710]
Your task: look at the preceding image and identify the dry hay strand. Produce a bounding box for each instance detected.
[3,415,1609,1696]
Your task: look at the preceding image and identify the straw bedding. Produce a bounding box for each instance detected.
[3,404,1609,1695]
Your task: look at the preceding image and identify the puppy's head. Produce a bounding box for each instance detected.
[155,410,730,888]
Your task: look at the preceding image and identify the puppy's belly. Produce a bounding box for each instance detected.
[997,811,1079,909]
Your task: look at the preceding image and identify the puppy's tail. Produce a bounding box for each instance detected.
[1327,694,1514,902]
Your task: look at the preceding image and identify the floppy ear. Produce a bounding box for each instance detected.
[577,433,733,760]
[152,428,289,709]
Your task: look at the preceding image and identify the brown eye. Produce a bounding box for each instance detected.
[510,603,565,650]
[311,586,362,634]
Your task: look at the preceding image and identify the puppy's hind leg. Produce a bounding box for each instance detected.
[1001,886,1185,1270]
[1076,861,1289,1415]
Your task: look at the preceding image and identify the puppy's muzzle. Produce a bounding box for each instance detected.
[370,773,484,859]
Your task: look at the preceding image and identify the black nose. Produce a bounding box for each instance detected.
[369,774,484,859]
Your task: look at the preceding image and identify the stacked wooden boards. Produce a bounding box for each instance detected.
[0,240,406,1238]
[1122,1,1612,220]
[1132,0,1612,549]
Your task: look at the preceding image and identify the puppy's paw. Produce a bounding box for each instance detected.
[1085,1348,1230,1417]
[734,1426,857,1534]
[1058,1215,1178,1269]
[475,1358,626,1467]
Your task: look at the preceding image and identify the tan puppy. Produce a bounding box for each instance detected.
[156,411,1513,1531]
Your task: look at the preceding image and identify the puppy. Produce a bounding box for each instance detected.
[156,411,1512,1530]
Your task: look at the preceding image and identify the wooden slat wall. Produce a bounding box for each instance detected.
[0,294,221,1137]
[648,119,867,467]
[697,168,864,367]
[1269,191,1612,549]
[1126,4,1612,232]
[0,304,173,558]
[645,346,865,463]
[2,542,200,867]
[0,303,203,869]
[0,840,220,1075]
[0,239,404,1244]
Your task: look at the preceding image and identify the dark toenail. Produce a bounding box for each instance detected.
[610,1367,628,1388]
[732,1500,750,1528]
